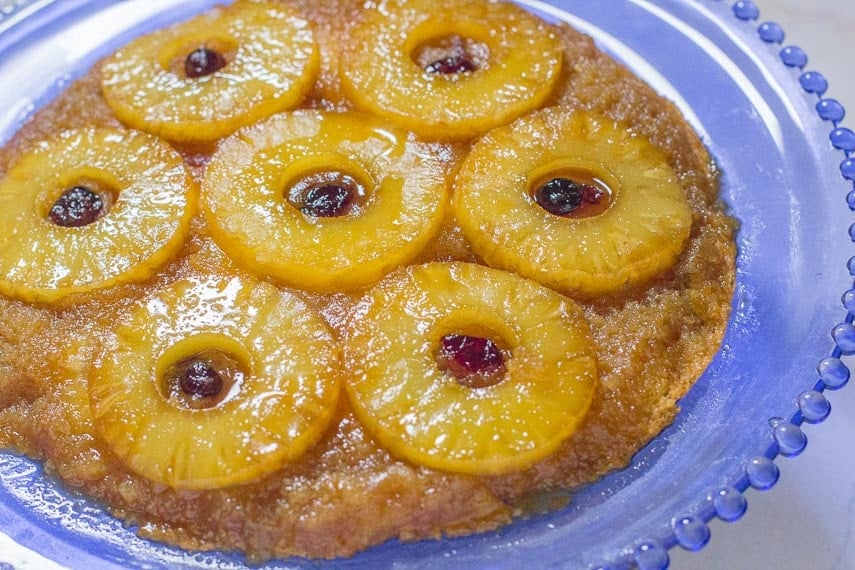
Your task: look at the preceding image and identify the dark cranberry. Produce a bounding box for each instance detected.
[438,334,506,389]
[534,178,603,216]
[425,54,477,75]
[580,184,605,205]
[179,361,224,399]
[534,178,583,215]
[184,47,227,78]
[49,186,105,227]
[289,171,365,219]
[302,184,354,218]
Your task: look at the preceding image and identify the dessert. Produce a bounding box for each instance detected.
[453,109,694,296]
[339,0,563,139]
[0,128,196,303]
[344,262,598,476]
[90,274,341,490]
[100,2,319,143]
[0,0,736,561]
[202,111,447,291]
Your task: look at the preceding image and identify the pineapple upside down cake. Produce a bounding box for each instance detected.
[0,0,736,561]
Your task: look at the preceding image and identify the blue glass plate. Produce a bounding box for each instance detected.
[1,1,852,568]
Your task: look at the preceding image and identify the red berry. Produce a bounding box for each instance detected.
[534,178,604,217]
[179,360,224,399]
[438,334,506,388]
[302,184,354,218]
[184,47,227,78]
[425,54,477,74]
[49,186,105,227]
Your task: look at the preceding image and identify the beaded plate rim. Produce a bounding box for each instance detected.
[0,0,49,26]
[610,1,854,568]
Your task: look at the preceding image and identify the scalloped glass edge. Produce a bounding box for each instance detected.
[0,0,852,569]
[617,1,855,569]
[0,0,45,25]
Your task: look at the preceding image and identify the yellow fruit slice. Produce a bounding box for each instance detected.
[453,108,693,297]
[89,274,341,490]
[344,262,598,476]
[100,2,319,143]
[0,128,196,304]
[203,110,448,292]
[340,0,563,140]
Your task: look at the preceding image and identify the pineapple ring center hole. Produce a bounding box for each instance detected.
[529,168,613,219]
[157,338,249,410]
[46,178,117,228]
[412,34,490,76]
[286,171,368,219]
[435,330,510,390]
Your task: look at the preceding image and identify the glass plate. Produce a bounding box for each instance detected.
[0,0,852,568]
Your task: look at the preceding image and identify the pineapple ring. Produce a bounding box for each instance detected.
[344,262,598,476]
[339,0,563,140]
[0,128,195,304]
[89,275,341,490]
[100,2,319,143]
[203,110,448,292]
[453,108,694,297]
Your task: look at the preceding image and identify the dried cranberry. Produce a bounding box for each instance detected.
[534,178,582,215]
[179,361,224,399]
[534,178,603,216]
[49,186,105,227]
[302,184,354,218]
[438,334,506,389]
[580,185,605,205]
[425,54,477,75]
[289,171,363,219]
[184,48,227,78]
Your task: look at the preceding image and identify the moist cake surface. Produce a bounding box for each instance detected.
[0,0,736,561]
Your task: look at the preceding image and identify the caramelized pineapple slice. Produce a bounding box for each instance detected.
[344,262,598,476]
[0,128,195,304]
[453,108,693,297]
[89,274,341,490]
[340,0,563,140]
[100,2,319,143]
[203,110,447,292]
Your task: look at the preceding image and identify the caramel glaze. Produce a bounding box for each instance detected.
[0,0,736,560]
